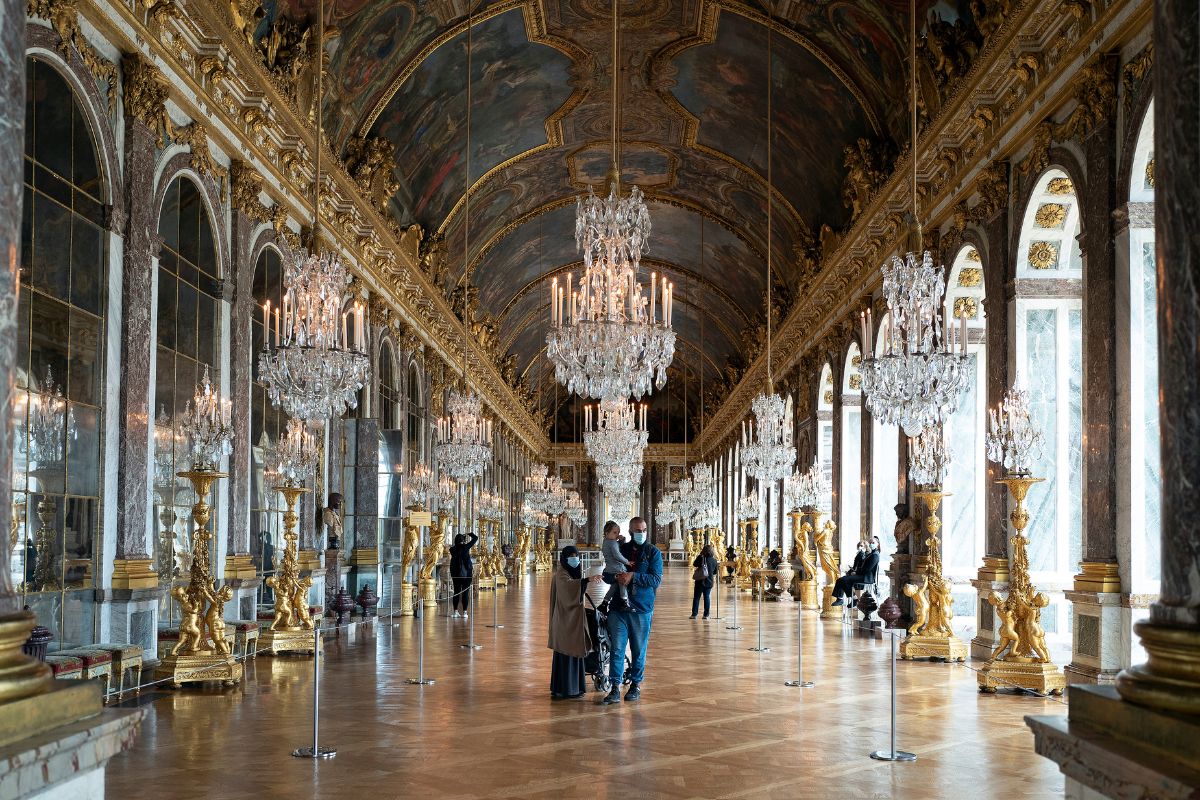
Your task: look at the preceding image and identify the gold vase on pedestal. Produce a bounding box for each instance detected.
[156,470,244,686]
[978,476,1065,694]
[899,490,967,662]
[259,484,317,656]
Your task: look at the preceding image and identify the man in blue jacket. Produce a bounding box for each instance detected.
[601,516,662,704]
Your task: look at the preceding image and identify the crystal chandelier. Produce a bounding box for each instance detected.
[986,385,1045,476]
[434,387,493,481]
[179,365,233,472]
[255,25,368,423]
[858,0,969,438]
[742,393,796,483]
[520,503,548,530]
[607,490,637,517]
[28,365,76,466]
[736,490,759,522]
[263,417,320,487]
[152,406,184,488]
[524,463,551,511]
[405,462,436,508]
[541,473,569,517]
[597,459,642,498]
[435,472,458,513]
[858,253,970,436]
[565,491,587,527]
[545,0,675,402]
[785,464,829,511]
[655,491,679,528]
[908,424,951,489]
[584,398,648,468]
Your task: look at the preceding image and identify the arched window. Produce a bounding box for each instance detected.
[12,58,108,640]
[816,363,834,514]
[840,345,862,561]
[250,246,285,585]
[870,311,901,550]
[943,247,987,586]
[153,175,223,607]
[378,341,401,430]
[1124,103,1159,640]
[406,362,423,471]
[1015,168,1084,642]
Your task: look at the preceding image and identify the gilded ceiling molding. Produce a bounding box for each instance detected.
[27,0,119,112]
[175,122,227,181]
[692,0,1146,458]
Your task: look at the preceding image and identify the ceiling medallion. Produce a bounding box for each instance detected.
[1034,202,1067,229]
[1046,177,1075,195]
[1028,241,1059,270]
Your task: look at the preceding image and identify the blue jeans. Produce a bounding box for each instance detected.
[607,608,653,685]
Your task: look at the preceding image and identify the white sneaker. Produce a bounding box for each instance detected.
[462,612,469,619]
[452,611,461,618]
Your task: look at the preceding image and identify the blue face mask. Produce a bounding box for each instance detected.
[566,556,580,568]
[632,532,647,545]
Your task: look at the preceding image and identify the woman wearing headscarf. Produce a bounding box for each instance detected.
[548,545,595,699]
[448,527,479,618]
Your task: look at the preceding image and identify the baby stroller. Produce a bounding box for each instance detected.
[584,593,611,693]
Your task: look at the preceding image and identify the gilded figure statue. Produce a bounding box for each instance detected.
[292,576,314,629]
[269,580,295,631]
[420,516,448,581]
[815,520,838,584]
[988,593,1019,660]
[401,522,419,580]
[173,585,205,656]
[795,521,818,581]
[204,582,234,655]
[903,579,930,637]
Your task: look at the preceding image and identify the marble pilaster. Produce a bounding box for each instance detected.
[112,108,159,568]
[349,418,380,594]
[223,209,258,580]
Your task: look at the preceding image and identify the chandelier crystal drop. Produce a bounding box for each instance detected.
[583,398,649,469]
[565,491,587,527]
[908,425,951,489]
[784,464,829,512]
[520,503,548,529]
[597,459,642,499]
[179,365,234,472]
[523,463,551,511]
[541,474,569,516]
[434,387,493,481]
[741,392,796,483]
[435,472,458,512]
[27,365,76,467]
[263,417,320,487]
[859,250,971,437]
[986,384,1045,476]
[258,249,370,421]
[655,491,680,527]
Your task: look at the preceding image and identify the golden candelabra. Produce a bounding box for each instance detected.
[788,509,820,608]
[979,476,1065,694]
[30,497,58,592]
[899,489,967,662]
[258,484,317,656]
[155,470,243,686]
[157,502,178,584]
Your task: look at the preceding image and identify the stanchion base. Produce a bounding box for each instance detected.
[726,625,743,630]
[784,680,814,688]
[870,750,916,762]
[485,624,505,629]
[748,647,771,652]
[459,643,483,650]
[292,746,337,759]
[405,678,436,685]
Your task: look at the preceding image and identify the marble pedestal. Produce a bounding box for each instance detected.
[420,578,437,605]
[1028,685,1200,798]
[107,588,165,661]
[222,578,262,623]
[399,581,415,616]
[970,577,1010,661]
[1064,589,1126,684]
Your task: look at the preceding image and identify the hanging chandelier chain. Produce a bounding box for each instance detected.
[766,20,773,386]
[611,0,619,178]
[910,0,920,237]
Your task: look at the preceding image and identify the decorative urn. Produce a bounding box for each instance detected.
[332,588,355,625]
[356,584,379,617]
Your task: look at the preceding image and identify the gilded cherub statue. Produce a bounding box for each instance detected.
[269,582,295,631]
[988,592,1019,660]
[903,579,929,637]
[173,585,205,656]
[204,582,234,655]
[292,576,314,629]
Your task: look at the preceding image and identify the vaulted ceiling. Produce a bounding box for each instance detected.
[293,0,926,436]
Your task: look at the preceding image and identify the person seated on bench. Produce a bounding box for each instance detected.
[831,537,880,606]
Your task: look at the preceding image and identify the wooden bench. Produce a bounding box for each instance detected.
[227,621,261,659]
[54,648,113,698]
[43,654,83,680]
[91,643,144,699]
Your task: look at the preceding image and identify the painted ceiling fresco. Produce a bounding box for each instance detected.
[314,0,926,425]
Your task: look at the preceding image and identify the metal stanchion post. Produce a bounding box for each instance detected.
[292,627,336,759]
[726,568,742,631]
[486,570,504,629]
[712,561,722,621]
[407,526,435,686]
[870,632,916,762]
[748,571,769,652]
[784,599,813,688]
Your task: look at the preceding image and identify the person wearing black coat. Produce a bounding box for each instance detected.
[831,537,881,606]
[448,529,479,617]
[690,545,721,619]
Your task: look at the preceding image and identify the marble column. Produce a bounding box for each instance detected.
[349,418,380,595]
[1030,9,1200,796]
[972,198,1014,659]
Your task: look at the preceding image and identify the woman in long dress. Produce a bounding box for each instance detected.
[548,545,593,699]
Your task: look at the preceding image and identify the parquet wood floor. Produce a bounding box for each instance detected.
[104,573,1068,799]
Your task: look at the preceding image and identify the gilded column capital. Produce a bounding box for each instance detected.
[230,160,271,223]
[175,123,227,181]
[121,53,173,145]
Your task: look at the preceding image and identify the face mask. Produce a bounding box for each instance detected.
[871,542,879,551]
[566,556,580,568]
[632,532,647,545]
